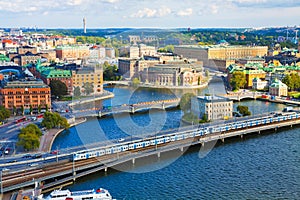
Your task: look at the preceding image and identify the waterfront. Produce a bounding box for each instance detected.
[49,80,300,199]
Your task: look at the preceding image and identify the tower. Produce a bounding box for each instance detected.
[83,17,86,34]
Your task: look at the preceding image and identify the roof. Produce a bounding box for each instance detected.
[269,79,287,88]
[41,69,72,78]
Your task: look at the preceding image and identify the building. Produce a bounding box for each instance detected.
[89,46,106,59]
[244,68,266,88]
[72,66,103,95]
[0,78,51,114]
[11,52,42,66]
[269,79,288,97]
[128,35,141,44]
[142,64,202,87]
[17,46,38,55]
[40,69,73,95]
[191,96,233,121]
[252,78,268,90]
[174,45,268,69]
[105,48,115,59]
[55,46,90,60]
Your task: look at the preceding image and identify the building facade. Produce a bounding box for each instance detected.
[174,45,268,67]
[269,79,288,97]
[72,66,103,95]
[55,46,90,60]
[0,79,51,113]
[252,78,268,90]
[191,96,233,121]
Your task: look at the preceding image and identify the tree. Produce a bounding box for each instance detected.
[20,105,24,116]
[0,106,10,122]
[38,105,42,114]
[49,80,68,98]
[83,82,94,95]
[17,124,42,151]
[132,78,140,87]
[13,106,17,116]
[45,104,49,112]
[230,71,246,91]
[41,112,70,129]
[237,105,251,116]
[179,93,196,114]
[74,86,81,97]
[29,105,33,115]
[283,73,300,91]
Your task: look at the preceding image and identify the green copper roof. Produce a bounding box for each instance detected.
[0,54,10,62]
[41,69,71,78]
[270,79,287,88]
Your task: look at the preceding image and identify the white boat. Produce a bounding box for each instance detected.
[44,187,113,200]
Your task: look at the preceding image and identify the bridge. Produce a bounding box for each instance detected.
[219,91,263,101]
[1,111,300,198]
[103,81,131,86]
[71,98,180,118]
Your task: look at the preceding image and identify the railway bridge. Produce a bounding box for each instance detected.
[1,112,300,198]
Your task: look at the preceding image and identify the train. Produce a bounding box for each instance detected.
[72,112,299,161]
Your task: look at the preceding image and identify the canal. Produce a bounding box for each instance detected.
[51,79,299,199]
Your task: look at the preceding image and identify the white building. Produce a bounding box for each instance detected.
[191,96,233,121]
[252,77,268,90]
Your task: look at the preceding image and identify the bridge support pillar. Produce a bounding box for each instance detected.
[73,171,76,181]
[240,134,244,139]
[132,158,135,165]
[258,130,261,134]
[180,147,184,152]
[202,142,205,147]
[105,167,107,172]
[291,124,293,128]
[130,106,135,114]
[162,102,165,110]
[157,152,160,158]
[98,110,102,117]
[221,138,225,143]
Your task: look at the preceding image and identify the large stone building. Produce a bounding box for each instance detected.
[191,96,233,121]
[56,46,90,60]
[0,78,51,114]
[142,64,202,87]
[174,45,268,71]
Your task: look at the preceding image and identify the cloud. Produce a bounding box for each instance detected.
[176,8,193,16]
[67,0,83,6]
[130,6,171,18]
[102,0,119,3]
[229,0,300,8]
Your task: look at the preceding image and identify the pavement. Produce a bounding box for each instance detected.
[38,118,87,152]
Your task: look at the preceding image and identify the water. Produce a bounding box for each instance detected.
[51,81,299,199]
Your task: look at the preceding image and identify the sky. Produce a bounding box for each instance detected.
[1,0,300,29]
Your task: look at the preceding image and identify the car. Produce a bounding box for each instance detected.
[51,150,59,155]
[1,168,10,172]
[22,154,32,158]
[7,160,17,163]
[33,153,42,158]
[29,163,39,167]
[118,138,125,143]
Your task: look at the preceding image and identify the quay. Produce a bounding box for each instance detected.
[1,111,300,199]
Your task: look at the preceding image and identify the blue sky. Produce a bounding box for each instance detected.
[1,0,300,28]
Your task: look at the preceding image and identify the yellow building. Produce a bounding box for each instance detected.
[72,66,103,95]
[174,45,268,67]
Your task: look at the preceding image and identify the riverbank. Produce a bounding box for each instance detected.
[38,118,87,152]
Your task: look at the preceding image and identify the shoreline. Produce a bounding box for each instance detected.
[39,118,87,152]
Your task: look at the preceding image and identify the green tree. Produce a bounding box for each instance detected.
[29,105,33,115]
[132,78,140,87]
[205,69,209,77]
[283,73,300,91]
[179,93,196,114]
[17,124,42,151]
[13,106,17,116]
[83,82,94,95]
[49,80,68,98]
[41,112,70,129]
[230,71,246,91]
[0,106,11,122]
[20,105,24,116]
[38,105,42,114]
[74,86,81,97]
[237,105,251,116]
[45,104,49,112]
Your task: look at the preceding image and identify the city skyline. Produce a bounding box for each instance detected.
[1,0,300,29]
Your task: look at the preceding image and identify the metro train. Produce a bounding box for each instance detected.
[72,112,299,161]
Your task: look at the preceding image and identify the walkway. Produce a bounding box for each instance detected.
[39,118,86,152]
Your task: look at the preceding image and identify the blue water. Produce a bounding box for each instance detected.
[51,83,299,199]
[56,129,300,200]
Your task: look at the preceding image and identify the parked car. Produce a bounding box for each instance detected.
[51,150,59,155]
[33,153,42,159]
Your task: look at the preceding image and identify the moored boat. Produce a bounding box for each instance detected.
[44,187,113,200]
